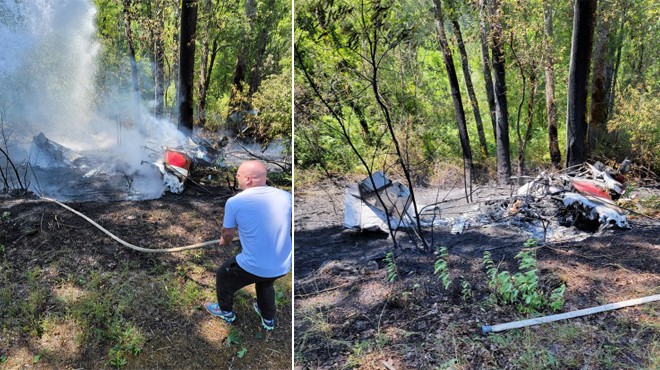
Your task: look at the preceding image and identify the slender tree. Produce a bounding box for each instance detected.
[227,0,256,132]
[197,0,218,127]
[542,0,561,169]
[607,1,628,119]
[178,0,198,134]
[122,0,141,122]
[478,0,497,142]
[566,0,597,169]
[511,39,540,179]
[152,0,166,119]
[248,0,277,96]
[449,5,488,159]
[588,0,617,154]
[607,3,626,119]
[489,0,511,184]
[433,0,473,200]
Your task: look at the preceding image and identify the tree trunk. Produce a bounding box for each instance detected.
[518,75,538,179]
[489,0,511,184]
[588,1,616,155]
[248,0,277,96]
[478,0,497,143]
[227,0,256,133]
[169,4,181,119]
[450,17,488,160]
[542,0,561,169]
[433,0,473,200]
[607,5,626,119]
[197,0,214,127]
[178,0,198,135]
[347,97,372,145]
[566,0,597,169]
[153,0,165,119]
[199,38,218,128]
[122,0,140,122]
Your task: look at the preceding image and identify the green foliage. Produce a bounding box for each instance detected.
[237,347,248,358]
[385,252,398,283]
[483,239,565,313]
[275,287,288,306]
[460,280,472,301]
[248,61,293,148]
[433,246,451,289]
[549,284,566,312]
[347,340,371,367]
[32,352,45,364]
[295,0,660,181]
[93,0,290,133]
[609,86,660,172]
[226,327,242,347]
[107,349,128,368]
[640,195,660,211]
[0,353,7,363]
[623,182,637,198]
[107,322,144,367]
[164,275,203,309]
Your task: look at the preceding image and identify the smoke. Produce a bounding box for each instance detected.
[0,0,186,200]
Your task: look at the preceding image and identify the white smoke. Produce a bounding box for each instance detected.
[0,0,187,200]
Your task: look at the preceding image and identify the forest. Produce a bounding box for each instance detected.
[94,0,292,143]
[294,0,659,369]
[295,0,659,184]
[1,0,292,368]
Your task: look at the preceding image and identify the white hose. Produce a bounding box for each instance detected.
[482,294,660,334]
[43,197,222,253]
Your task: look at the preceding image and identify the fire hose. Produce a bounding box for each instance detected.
[42,197,225,253]
[482,294,660,334]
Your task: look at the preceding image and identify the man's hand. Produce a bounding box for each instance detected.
[219,227,236,246]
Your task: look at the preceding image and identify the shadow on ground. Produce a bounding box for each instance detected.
[0,188,292,369]
[294,184,660,369]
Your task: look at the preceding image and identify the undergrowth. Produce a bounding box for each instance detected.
[434,246,451,289]
[483,239,566,313]
[385,252,398,282]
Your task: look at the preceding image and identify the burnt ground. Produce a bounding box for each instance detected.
[0,182,292,369]
[294,179,660,369]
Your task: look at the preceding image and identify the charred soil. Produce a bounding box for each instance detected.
[0,184,292,369]
[294,179,660,369]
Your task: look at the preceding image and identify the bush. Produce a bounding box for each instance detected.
[609,86,660,173]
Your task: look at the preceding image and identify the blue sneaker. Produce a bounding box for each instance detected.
[253,303,274,330]
[204,303,236,323]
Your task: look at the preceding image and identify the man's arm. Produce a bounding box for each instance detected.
[219,227,236,246]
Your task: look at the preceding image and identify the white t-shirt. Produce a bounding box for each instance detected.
[223,186,292,278]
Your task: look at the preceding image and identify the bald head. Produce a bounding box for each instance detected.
[236,160,267,189]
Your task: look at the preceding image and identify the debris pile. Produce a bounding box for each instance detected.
[27,132,226,200]
[344,161,641,241]
[513,160,632,231]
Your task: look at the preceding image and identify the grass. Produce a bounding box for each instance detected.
[483,320,659,369]
[295,306,335,364]
[2,255,282,366]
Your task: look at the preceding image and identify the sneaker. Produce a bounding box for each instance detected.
[253,303,275,330]
[204,303,236,323]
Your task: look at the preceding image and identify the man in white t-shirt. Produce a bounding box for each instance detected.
[204,160,292,330]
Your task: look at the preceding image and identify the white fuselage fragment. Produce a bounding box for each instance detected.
[562,192,629,228]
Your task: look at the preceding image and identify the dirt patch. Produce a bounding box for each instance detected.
[294,179,660,369]
[0,184,292,369]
